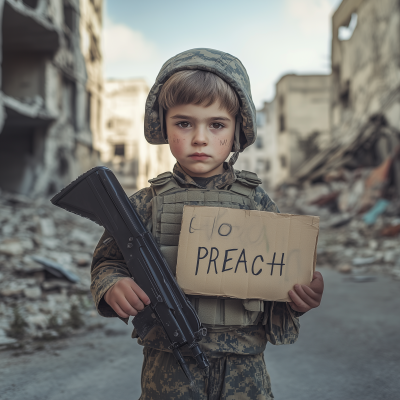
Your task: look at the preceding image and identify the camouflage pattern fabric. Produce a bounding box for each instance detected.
[140,347,274,400]
[144,48,257,151]
[90,163,302,335]
[90,163,302,398]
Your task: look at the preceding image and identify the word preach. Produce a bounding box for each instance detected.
[176,206,319,302]
[195,248,285,277]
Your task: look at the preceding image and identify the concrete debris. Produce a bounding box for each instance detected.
[381,224,400,237]
[0,190,104,348]
[0,238,25,256]
[31,256,80,283]
[338,264,352,274]
[348,276,377,283]
[275,116,400,285]
[362,199,390,226]
[352,257,377,266]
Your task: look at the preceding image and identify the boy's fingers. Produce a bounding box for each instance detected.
[288,302,301,312]
[129,280,151,305]
[117,298,138,317]
[288,290,310,312]
[125,288,146,312]
[300,285,321,302]
[112,301,131,318]
[294,285,320,308]
[311,272,324,293]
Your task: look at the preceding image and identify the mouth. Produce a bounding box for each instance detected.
[189,153,211,160]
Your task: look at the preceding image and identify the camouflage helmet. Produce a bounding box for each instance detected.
[144,48,257,151]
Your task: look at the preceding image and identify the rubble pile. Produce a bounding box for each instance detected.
[275,116,400,280]
[0,190,104,349]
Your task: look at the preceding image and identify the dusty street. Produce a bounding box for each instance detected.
[1,267,399,400]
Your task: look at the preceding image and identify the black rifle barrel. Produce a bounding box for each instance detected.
[50,166,209,383]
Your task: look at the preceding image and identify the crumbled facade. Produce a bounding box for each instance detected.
[235,101,278,191]
[274,74,331,184]
[331,0,400,149]
[0,0,103,197]
[102,79,175,192]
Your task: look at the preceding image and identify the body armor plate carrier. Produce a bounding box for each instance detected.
[149,170,265,326]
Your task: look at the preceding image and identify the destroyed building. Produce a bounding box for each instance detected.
[102,78,175,192]
[294,0,400,187]
[235,100,278,191]
[237,74,331,188]
[331,0,400,144]
[276,0,400,282]
[274,74,331,184]
[0,0,103,197]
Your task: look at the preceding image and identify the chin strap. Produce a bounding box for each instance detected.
[159,104,168,142]
[228,114,242,167]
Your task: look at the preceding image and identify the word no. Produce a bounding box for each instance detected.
[195,248,285,277]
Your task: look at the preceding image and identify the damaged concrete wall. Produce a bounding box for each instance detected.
[102,79,175,192]
[274,74,331,184]
[331,0,400,143]
[0,0,103,197]
[235,101,279,191]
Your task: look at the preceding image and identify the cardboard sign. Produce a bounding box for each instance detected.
[176,206,319,302]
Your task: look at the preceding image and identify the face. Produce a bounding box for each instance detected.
[165,102,235,178]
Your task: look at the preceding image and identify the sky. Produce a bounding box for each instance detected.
[104,0,343,108]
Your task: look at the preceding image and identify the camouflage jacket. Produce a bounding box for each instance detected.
[90,163,302,356]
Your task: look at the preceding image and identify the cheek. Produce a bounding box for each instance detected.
[168,135,187,159]
[213,135,234,156]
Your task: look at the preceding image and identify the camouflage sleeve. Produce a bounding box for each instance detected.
[90,230,130,319]
[263,301,301,345]
[90,187,154,319]
[253,186,280,213]
[128,187,154,232]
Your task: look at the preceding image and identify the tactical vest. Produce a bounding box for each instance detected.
[149,170,266,327]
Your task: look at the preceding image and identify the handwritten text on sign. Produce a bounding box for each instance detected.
[176,206,319,302]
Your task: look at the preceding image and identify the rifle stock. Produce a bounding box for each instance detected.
[51,166,209,383]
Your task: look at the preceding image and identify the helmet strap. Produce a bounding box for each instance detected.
[228,114,242,167]
[159,103,168,143]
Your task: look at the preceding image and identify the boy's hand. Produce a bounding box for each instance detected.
[104,277,151,318]
[288,271,324,313]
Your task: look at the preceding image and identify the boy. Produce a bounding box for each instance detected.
[91,48,324,399]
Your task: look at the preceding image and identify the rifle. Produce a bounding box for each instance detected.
[50,166,209,384]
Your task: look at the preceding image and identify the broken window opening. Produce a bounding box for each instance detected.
[89,32,101,62]
[22,0,38,9]
[279,115,285,132]
[114,144,125,157]
[63,78,77,129]
[57,148,70,177]
[280,155,287,168]
[255,137,263,149]
[340,80,350,108]
[86,91,92,130]
[63,5,76,33]
[97,98,102,132]
[338,13,358,41]
[265,160,271,172]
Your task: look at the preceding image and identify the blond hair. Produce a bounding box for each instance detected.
[158,70,240,116]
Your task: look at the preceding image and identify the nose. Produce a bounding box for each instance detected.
[192,125,208,146]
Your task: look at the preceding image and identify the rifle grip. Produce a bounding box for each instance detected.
[132,305,157,340]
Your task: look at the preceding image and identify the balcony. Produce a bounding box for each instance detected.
[2,0,60,53]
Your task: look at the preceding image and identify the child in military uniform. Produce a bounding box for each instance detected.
[91,48,324,399]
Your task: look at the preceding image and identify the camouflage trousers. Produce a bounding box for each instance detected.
[139,347,274,400]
